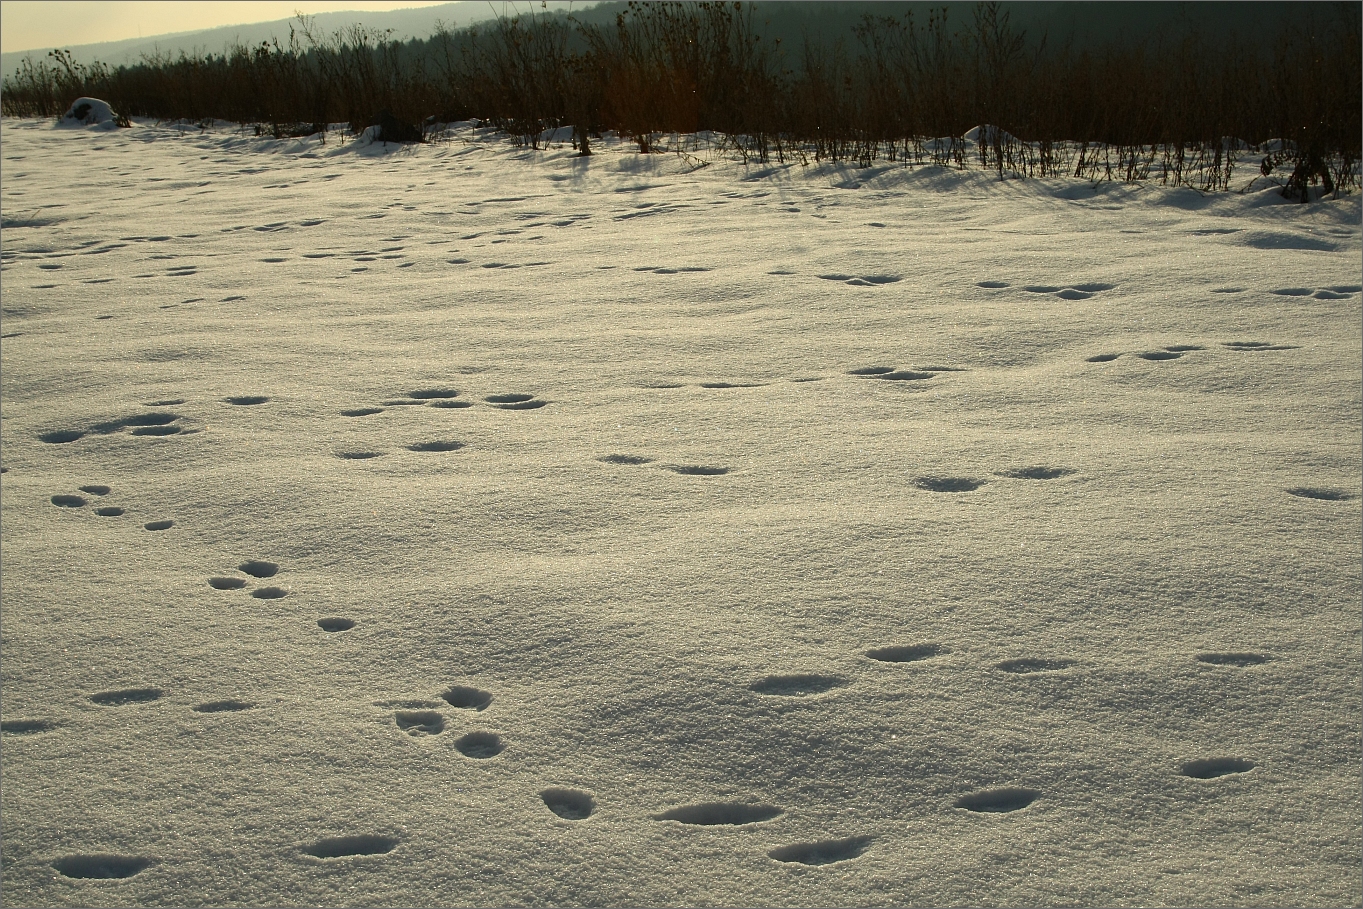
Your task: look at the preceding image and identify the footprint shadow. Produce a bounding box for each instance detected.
[541,788,595,820]
[193,699,253,713]
[769,835,873,866]
[1195,652,1269,667]
[748,674,847,697]
[453,731,504,758]
[998,466,1074,480]
[90,688,162,706]
[2,719,56,735]
[394,710,445,736]
[954,787,1040,813]
[302,835,399,859]
[53,855,152,879]
[442,685,492,711]
[865,644,944,663]
[915,477,983,493]
[1286,487,1356,501]
[1181,758,1254,779]
[666,465,729,476]
[653,803,782,825]
[996,658,1075,674]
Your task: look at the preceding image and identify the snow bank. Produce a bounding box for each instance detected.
[962,124,1018,145]
[56,97,125,130]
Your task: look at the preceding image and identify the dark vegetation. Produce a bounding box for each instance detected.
[2,2,1358,194]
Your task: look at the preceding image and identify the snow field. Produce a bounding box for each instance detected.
[1,119,1360,907]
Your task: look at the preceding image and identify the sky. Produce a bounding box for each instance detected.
[0,2,457,53]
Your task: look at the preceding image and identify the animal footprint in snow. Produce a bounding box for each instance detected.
[239,560,278,578]
[1223,340,1298,352]
[394,710,445,736]
[541,788,595,820]
[209,560,284,596]
[89,687,162,706]
[53,855,152,879]
[996,658,1075,674]
[360,387,471,411]
[954,787,1040,813]
[442,685,493,711]
[485,393,547,410]
[1021,282,1116,300]
[406,387,477,408]
[92,411,184,437]
[302,835,399,859]
[998,466,1074,480]
[634,265,711,275]
[2,719,56,735]
[598,454,653,465]
[915,476,983,493]
[1272,285,1360,300]
[39,429,85,444]
[193,699,253,713]
[407,440,463,453]
[865,644,944,663]
[224,395,269,406]
[1195,652,1270,667]
[817,273,901,287]
[453,731,504,758]
[408,388,460,401]
[652,803,783,825]
[770,835,873,866]
[748,673,847,696]
[43,411,186,443]
[665,465,729,476]
[848,366,936,382]
[318,617,356,632]
[67,483,118,513]
[1180,757,1254,779]
[1286,487,1356,501]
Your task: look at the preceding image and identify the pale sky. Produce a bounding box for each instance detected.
[0,2,457,53]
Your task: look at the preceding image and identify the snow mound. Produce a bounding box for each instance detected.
[963,124,1018,145]
[57,97,125,130]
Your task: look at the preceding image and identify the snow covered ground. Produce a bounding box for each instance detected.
[1,117,1359,908]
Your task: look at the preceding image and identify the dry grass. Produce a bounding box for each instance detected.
[2,2,1357,194]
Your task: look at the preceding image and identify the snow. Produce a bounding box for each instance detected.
[56,97,123,130]
[961,124,1018,144]
[1,117,1360,908]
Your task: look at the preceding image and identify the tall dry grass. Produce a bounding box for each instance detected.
[2,1,1357,194]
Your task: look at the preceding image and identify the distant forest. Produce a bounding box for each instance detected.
[2,1,1358,194]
